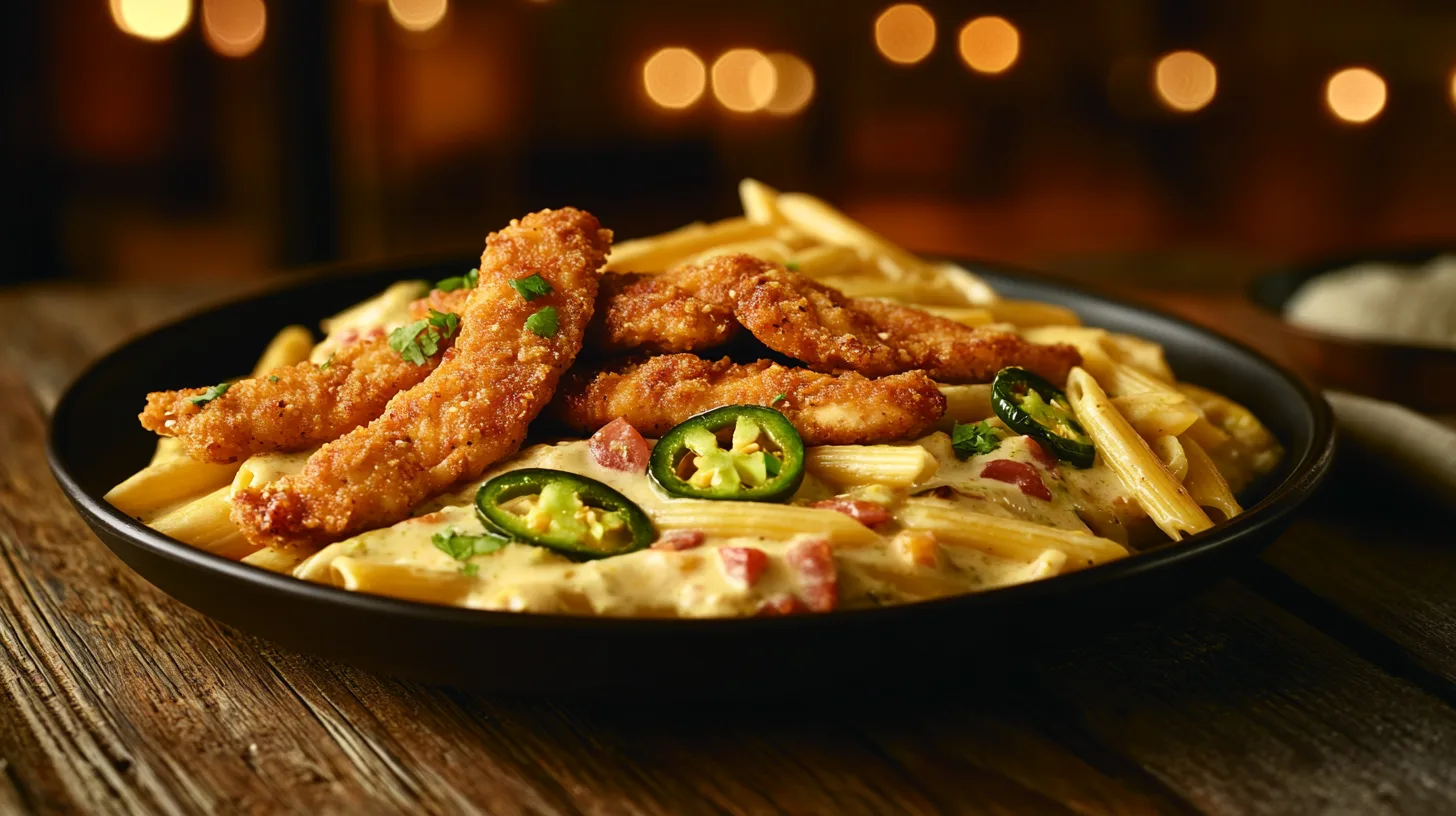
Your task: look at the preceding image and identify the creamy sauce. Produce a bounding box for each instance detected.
[292,433,1149,617]
[308,281,429,364]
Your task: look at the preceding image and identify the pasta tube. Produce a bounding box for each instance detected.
[652,501,879,546]
[1065,367,1213,540]
[1111,392,1201,440]
[605,217,777,272]
[897,499,1127,570]
[148,486,258,560]
[105,457,243,521]
[1181,436,1243,521]
[738,177,783,224]
[805,445,939,488]
[329,558,477,606]
[251,325,315,377]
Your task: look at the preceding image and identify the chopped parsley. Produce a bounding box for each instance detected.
[318,353,335,370]
[432,529,508,563]
[770,393,788,406]
[388,309,461,365]
[268,375,280,383]
[508,273,553,302]
[952,420,1005,460]
[525,306,559,338]
[461,563,480,577]
[785,261,800,272]
[187,382,231,406]
[435,268,479,292]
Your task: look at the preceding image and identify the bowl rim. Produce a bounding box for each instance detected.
[47,256,1337,633]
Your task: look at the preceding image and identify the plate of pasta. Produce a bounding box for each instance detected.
[49,180,1333,691]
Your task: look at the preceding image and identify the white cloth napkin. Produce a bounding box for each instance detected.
[1325,390,1456,507]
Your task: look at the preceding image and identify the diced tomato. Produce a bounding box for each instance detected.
[1025,437,1058,469]
[893,530,941,568]
[718,547,768,588]
[588,417,650,473]
[980,459,1052,501]
[812,498,892,527]
[651,529,704,551]
[785,538,838,612]
[756,594,807,616]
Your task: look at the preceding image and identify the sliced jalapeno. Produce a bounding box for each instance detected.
[474,468,655,559]
[991,367,1096,468]
[649,405,806,502]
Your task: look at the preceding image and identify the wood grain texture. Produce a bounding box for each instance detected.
[3,285,1456,815]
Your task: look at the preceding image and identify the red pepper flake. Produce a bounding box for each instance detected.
[1025,437,1058,469]
[811,498,892,527]
[588,417,650,473]
[652,529,704,551]
[980,459,1052,501]
[785,538,838,612]
[718,547,768,588]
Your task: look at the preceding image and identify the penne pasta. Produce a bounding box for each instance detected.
[1111,392,1201,440]
[1151,436,1189,482]
[1103,332,1175,382]
[805,445,939,488]
[775,192,925,276]
[788,243,864,278]
[106,457,243,521]
[738,177,783,224]
[897,499,1127,571]
[312,280,428,364]
[330,558,477,606]
[652,500,880,546]
[937,384,995,425]
[242,547,309,575]
[982,300,1082,328]
[1065,367,1213,540]
[604,217,777,272]
[148,486,258,560]
[1181,436,1243,522]
[683,238,795,267]
[919,306,997,327]
[148,437,188,466]
[251,325,315,377]
[1021,326,1117,380]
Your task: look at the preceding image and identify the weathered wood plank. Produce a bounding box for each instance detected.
[1029,581,1456,816]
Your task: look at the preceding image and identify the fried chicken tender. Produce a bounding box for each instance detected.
[232,208,612,551]
[556,354,947,445]
[415,256,745,355]
[139,330,448,464]
[729,259,1081,384]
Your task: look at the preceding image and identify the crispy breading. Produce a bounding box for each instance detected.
[415,256,748,355]
[138,329,448,464]
[231,208,612,551]
[555,354,947,445]
[729,259,1082,384]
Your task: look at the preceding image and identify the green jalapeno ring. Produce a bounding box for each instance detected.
[991,367,1097,469]
[474,468,655,559]
[649,405,807,502]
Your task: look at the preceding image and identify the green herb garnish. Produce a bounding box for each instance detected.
[318,353,335,370]
[432,529,508,562]
[508,273,554,302]
[187,382,231,406]
[525,306,559,338]
[461,563,480,577]
[951,420,1005,460]
[435,268,479,292]
[771,393,787,406]
[268,375,280,383]
[785,261,800,272]
[389,309,461,365]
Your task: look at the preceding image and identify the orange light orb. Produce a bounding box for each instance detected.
[875,4,936,66]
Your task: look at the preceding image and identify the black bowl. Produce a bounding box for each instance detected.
[49,258,1335,694]
[1249,247,1456,412]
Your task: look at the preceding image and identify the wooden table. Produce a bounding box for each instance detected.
[3,284,1455,815]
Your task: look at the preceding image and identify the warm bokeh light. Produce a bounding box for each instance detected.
[763,53,814,115]
[957,16,1018,75]
[874,4,936,66]
[711,49,777,113]
[1325,67,1387,124]
[110,0,192,41]
[1449,67,1456,110]
[643,48,707,110]
[388,0,448,32]
[1153,51,1217,112]
[202,0,266,58]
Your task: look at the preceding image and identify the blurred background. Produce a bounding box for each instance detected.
[6,0,1456,288]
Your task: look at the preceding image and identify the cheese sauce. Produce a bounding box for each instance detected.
[291,433,1147,618]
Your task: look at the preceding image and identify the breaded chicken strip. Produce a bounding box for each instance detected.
[232,208,612,551]
[139,330,450,464]
[730,259,1081,384]
[555,354,947,446]
[414,256,745,354]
